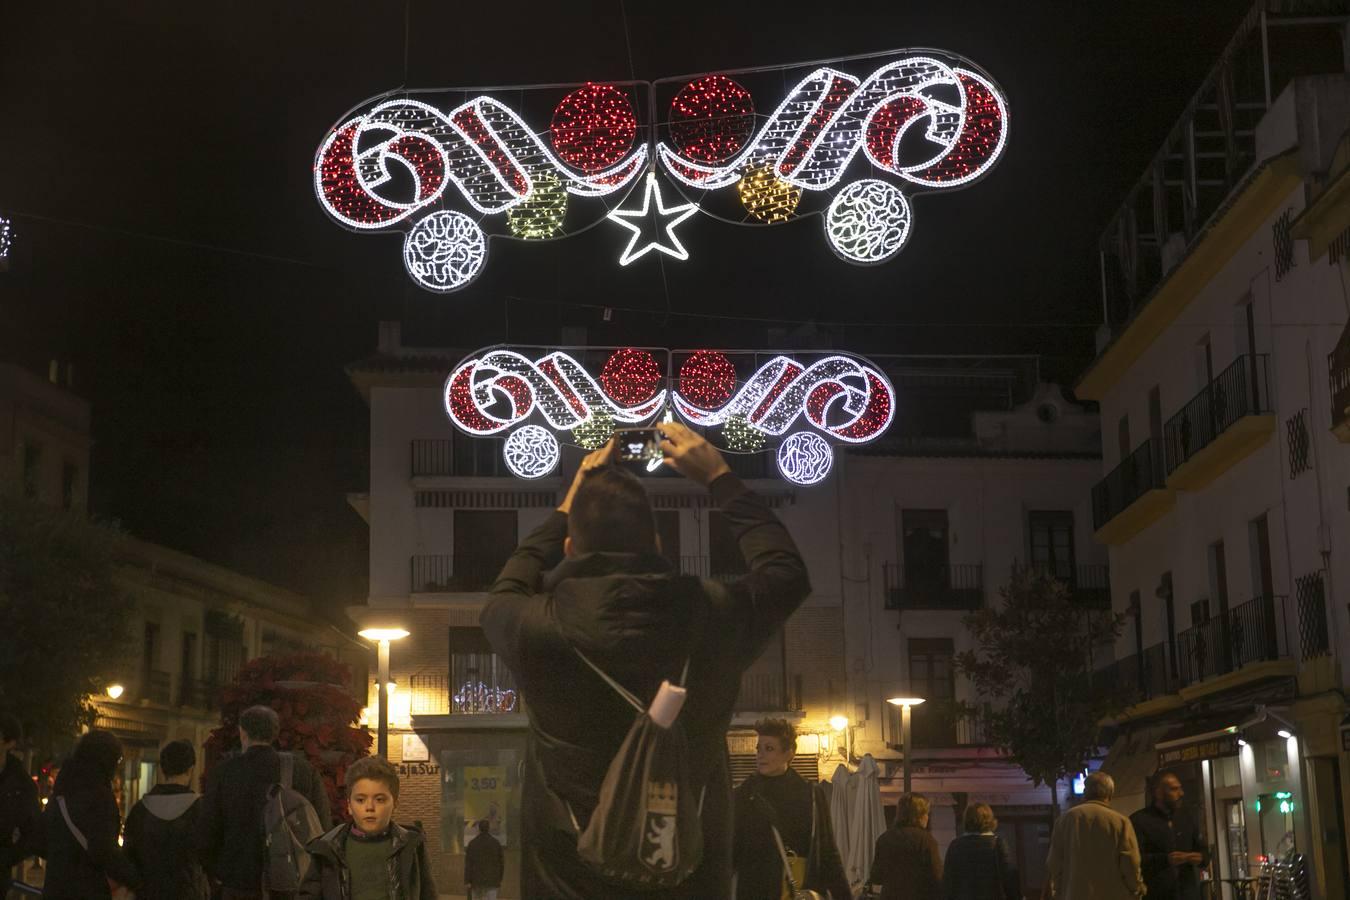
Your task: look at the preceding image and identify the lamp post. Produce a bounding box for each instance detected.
[358,628,409,759]
[887,696,925,794]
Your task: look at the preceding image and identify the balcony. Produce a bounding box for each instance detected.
[177,678,218,710]
[883,562,983,611]
[409,555,504,593]
[142,669,172,705]
[1096,641,1176,706]
[1091,440,1173,545]
[734,671,800,713]
[884,701,992,750]
[1018,561,1112,609]
[411,439,454,476]
[1174,594,1291,689]
[1330,331,1350,442]
[1163,354,1273,490]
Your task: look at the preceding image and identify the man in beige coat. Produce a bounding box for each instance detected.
[1046,773,1144,899]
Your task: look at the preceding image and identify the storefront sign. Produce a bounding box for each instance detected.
[1158,733,1240,767]
[402,733,429,762]
[398,762,440,777]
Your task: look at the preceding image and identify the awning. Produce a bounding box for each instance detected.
[1156,714,1242,767]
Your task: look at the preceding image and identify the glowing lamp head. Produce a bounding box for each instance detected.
[886,697,926,707]
[384,682,397,696]
[829,715,849,732]
[358,628,410,642]
[1277,729,1293,740]
[106,684,125,700]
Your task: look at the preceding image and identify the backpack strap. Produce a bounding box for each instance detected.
[57,796,89,852]
[279,752,294,789]
[572,648,647,714]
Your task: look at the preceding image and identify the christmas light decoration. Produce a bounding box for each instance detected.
[722,414,766,452]
[507,170,568,239]
[679,351,738,408]
[777,432,833,485]
[737,164,802,223]
[572,409,615,449]
[550,83,640,174]
[0,217,12,260]
[403,211,487,291]
[599,348,663,406]
[607,173,699,265]
[825,179,912,264]
[454,681,517,714]
[503,425,560,479]
[669,75,756,164]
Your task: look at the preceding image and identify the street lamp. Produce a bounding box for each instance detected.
[887,696,926,794]
[106,684,125,700]
[358,628,409,759]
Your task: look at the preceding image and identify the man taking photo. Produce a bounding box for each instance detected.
[482,423,811,899]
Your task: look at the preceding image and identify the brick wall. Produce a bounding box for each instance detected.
[785,605,845,726]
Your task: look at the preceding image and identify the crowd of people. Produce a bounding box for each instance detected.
[2,428,1215,899]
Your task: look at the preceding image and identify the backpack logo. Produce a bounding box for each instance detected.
[641,781,679,873]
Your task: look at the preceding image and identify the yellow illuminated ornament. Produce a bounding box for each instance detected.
[737,164,801,224]
[722,413,766,452]
[508,171,568,239]
[572,409,615,449]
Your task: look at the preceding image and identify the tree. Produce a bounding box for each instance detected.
[0,495,134,754]
[954,566,1128,818]
[204,652,372,819]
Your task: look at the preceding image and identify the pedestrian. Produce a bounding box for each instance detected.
[124,739,210,900]
[481,425,811,899]
[197,705,333,899]
[298,755,436,900]
[41,729,140,900]
[1129,770,1209,900]
[866,793,943,900]
[465,818,504,900]
[733,718,850,900]
[0,712,42,896]
[1045,772,1144,899]
[942,802,1021,900]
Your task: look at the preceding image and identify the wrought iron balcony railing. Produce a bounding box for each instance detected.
[1091,440,1165,531]
[1163,354,1271,474]
[883,562,983,610]
[410,555,506,593]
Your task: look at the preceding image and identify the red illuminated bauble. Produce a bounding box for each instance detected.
[600,348,662,406]
[550,83,638,174]
[669,75,756,164]
[679,351,737,408]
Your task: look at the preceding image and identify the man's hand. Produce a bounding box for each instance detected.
[557,439,616,514]
[1167,851,1201,866]
[658,422,731,486]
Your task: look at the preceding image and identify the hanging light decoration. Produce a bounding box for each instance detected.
[599,348,663,406]
[668,74,756,164]
[507,171,568,239]
[737,164,802,224]
[0,216,12,261]
[550,82,639,174]
[572,409,615,449]
[722,413,766,452]
[678,351,738,409]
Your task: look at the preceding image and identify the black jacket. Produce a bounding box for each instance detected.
[298,822,437,900]
[197,745,334,890]
[869,825,943,900]
[942,833,1021,900]
[41,776,140,900]
[733,770,851,900]
[1130,804,1209,900]
[482,473,811,900]
[124,783,210,900]
[0,752,42,892]
[465,831,505,889]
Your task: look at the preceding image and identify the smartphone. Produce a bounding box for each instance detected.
[616,427,663,462]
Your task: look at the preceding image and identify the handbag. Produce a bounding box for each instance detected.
[768,820,825,900]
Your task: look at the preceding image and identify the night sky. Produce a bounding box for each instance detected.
[0,1,1251,609]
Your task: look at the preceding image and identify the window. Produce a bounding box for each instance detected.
[61,462,78,510]
[907,638,955,747]
[1148,387,1164,482]
[205,611,246,686]
[143,622,161,672]
[901,510,949,590]
[452,510,517,589]
[1028,511,1075,581]
[1130,590,1144,656]
[1208,539,1229,616]
[452,434,504,476]
[654,510,681,568]
[1117,416,1131,460]
[1249,515,1274,599]
[181,632,197,681]
[21,441,41,499]
[449,627,518,714]
[709,511,747,578]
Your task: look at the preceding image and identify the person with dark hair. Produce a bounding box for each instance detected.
[465,818,504,900]
[942,803,1021,900]
[299,755,436,900]
[198,704,332,899]
[1130,770,1208,900]
[0,712,42,896]
[868,794,943,900]
[41,729,140,899]
[482,424,812,899]
[124,739,209,899]
[733,718,850,899]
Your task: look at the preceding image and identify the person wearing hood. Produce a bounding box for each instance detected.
[481,424,812,899]
[124,739,210,900]
[0,712,42,896]
[299,754,436,900]
[41,729,141,900]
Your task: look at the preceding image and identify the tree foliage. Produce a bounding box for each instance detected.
[0,495,134,752]
[955,567,1129,793]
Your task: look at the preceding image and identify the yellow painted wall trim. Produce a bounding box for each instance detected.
[1292,137,1350,262]
[1093,488,1175,546]
[1164,414,1275,490]
[1079,154,1303,401]
[1175,659,1296,703]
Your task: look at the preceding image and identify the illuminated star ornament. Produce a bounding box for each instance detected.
[607,172,699,265]
[313,50,1007,292]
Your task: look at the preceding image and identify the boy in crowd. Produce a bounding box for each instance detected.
[300,755,437,900]
[124,739,210,900]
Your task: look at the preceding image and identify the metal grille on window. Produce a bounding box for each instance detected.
[1330,224,1350,265]
[1286,408,1311,479]
[1273,209,1295,280]
[1294,571,1329,660]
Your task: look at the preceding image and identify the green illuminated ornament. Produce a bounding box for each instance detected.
[508,171,568,239]
[722,413,765,452]
[572,409,614,449]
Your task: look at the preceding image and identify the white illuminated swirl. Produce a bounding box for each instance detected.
[776,432,833,485]
[824,179,912,264]
[402,211,486,292]
[503,425,560,479]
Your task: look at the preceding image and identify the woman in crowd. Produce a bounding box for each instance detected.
[42,729,140,899]
[868,793,943,900]
[733,718,851,899]
[943,803,1021,900]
